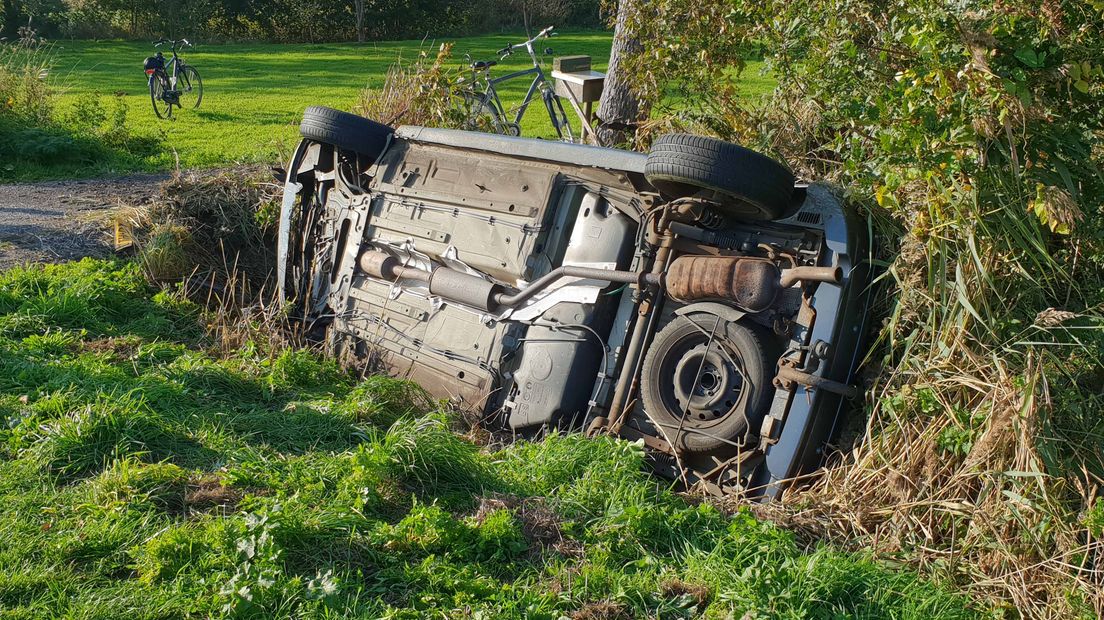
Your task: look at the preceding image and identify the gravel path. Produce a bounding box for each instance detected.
[0,173,170,269]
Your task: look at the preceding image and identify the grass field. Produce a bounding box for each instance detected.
[4,32,774,181]
[0,258,975,618]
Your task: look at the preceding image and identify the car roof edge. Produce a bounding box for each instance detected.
[395,126,647,174]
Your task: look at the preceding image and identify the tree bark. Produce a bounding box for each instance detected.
[595,0,648,147]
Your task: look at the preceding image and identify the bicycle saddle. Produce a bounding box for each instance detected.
[470,60,497,70]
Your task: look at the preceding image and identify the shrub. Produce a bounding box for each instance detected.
[616,1,1104,614]
[353,43,467,128]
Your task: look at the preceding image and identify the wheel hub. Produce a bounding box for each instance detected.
[671,343,744,423]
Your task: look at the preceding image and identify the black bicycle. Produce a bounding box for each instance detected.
[143,38,202,119]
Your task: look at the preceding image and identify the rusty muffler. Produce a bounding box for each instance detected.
[666,256,841,312]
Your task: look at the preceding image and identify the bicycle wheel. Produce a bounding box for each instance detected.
[178,65,203,109]
[149,72,172,119]
[463,93,506,135]
[545,91,575,142]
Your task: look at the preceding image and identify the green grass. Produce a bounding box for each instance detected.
[4,32,773,181]
[0,258,976,618]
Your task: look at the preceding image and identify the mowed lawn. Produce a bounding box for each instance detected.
[38,32,772,177]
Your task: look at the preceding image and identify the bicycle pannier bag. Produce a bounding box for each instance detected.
[143,55,164,73]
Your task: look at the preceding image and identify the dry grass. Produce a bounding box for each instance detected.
[123,166,313,358]
[711,95,1104,618]
[352,43,467,129]
[746,356,1103,617]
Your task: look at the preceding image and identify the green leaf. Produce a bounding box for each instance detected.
[1074,79,1090,93]
[1014,48,1041,68]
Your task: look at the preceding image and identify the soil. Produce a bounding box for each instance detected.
[0,172,170,269]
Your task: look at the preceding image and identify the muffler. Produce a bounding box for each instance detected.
[665,256,841,312]
[358,250,501,311]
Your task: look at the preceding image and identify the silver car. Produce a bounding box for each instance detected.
[278,106,872,498]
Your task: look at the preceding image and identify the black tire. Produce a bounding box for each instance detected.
[149,73,171,119]
[299,106,393,160]
[178,66,202,109]
[645,133,796,221]
[640,314,774,453]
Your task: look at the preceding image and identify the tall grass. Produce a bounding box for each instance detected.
[613,3,1103,615]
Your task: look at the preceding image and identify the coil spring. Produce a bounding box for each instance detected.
[696,206,726,230]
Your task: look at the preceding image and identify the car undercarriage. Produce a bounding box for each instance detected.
[279,107,871,499]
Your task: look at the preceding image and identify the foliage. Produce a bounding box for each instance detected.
[615,0,1104,616]
[0,258,976,618]
[3,0,603,43]
[353,43,467,128]
[0,41,162,180]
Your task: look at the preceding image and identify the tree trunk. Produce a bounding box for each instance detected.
[354,0,365,42]
[1,0,23,40]
[595,0,648,147]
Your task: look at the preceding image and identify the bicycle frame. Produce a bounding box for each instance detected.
[481,65,547,128]
[164,47,186,87]
[463,26,573,141]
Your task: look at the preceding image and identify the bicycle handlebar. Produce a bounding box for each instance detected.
[153,38,191,50]
[498,26,557,58]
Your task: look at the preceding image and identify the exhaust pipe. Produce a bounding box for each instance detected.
[359,250,840,315]
[780,265,842,288]
[358,250,661,312]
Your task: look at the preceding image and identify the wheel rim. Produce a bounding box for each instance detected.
[463,95,501,134]
[657,330,748,430]
[178,67,202,109]
[672,344,745,422]
[150,76,171,118]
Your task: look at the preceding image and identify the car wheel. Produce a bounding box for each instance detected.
[299,105,392,162]
[644,133,796,221]
[639,313,773,453]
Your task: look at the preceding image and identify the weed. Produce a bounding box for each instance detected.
[0,42,162,179]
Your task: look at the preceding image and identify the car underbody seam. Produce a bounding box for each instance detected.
[347,310,501,379]
[380,195,546,233]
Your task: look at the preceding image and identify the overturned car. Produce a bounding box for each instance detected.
[279,106,871,498]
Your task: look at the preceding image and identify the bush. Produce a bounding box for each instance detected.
[617,1,1104,615]
[353,43,468,128]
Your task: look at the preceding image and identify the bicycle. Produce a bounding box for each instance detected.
[144,38,203,119]
[458,26,575,142]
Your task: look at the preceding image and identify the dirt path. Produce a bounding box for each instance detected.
[0,173,170,269]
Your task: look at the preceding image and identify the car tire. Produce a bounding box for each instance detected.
[639,313,774,453]
[300,105,392,161]
[644,133,796,221]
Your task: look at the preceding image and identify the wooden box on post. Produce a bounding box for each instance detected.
[552,55,605,104]
[552,55,606,140]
